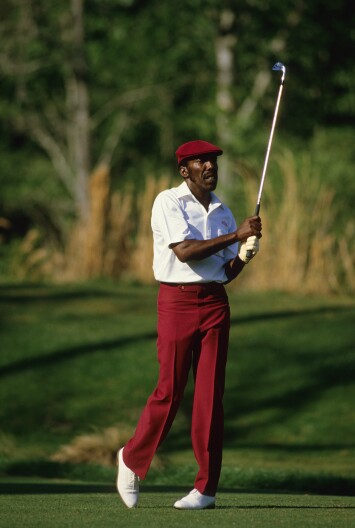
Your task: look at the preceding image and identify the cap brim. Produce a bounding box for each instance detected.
[178,150,223,165]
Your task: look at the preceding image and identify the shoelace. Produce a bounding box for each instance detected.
[126,470,139,489]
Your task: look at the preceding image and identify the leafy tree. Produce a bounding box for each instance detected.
[0,0,353,223]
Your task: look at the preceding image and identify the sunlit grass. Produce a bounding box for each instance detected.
[0,481,355,528]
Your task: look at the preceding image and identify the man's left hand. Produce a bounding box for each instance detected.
[238,236,260,263]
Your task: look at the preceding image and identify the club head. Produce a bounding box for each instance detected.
[272,62,286,81]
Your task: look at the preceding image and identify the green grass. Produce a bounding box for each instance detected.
[0,280,355,503]
[1,479,355,528]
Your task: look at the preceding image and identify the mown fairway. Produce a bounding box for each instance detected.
[0,281,354,526]
[1,481,355,528]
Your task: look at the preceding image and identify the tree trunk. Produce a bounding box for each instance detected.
[215,9,236,191]
[66,0,91,222]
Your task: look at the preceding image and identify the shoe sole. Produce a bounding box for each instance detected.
[174,503,216,510]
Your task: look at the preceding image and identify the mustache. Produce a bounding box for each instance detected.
[203,170,217,177]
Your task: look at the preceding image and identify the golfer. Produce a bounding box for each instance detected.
[117,140,262,510]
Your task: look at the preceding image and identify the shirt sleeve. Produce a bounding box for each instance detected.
[224,213,239,260]
[151,192,193,246]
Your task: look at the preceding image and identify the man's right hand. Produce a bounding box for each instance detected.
[235,216,262,241]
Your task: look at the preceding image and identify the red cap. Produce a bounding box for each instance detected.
[175,140,223,165]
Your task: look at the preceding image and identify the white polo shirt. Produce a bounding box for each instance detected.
[151,181,239,283]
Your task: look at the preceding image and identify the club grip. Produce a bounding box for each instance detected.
[246,204,260,260]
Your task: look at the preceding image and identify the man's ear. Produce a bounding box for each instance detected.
[179,165,188,179]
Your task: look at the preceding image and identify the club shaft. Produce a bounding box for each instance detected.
[256,80,284,207]
[245,74,285,260]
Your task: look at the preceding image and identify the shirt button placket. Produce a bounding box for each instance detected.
[206,214,211,240]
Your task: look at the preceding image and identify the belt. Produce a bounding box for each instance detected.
[159,281,224,290]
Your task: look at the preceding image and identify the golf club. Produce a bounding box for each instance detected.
[246,61,286,259]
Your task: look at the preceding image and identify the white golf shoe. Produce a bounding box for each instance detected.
[174,488,216,510]
[116,448,139,508]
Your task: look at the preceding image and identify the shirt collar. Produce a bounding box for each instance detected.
[176,181,224,210]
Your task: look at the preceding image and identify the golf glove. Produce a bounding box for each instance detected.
[238,236,260,263]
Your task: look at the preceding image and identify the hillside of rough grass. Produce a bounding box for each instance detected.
[0,281,354,495]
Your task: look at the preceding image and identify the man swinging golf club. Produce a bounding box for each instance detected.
[116,61,285,510]
[116,139,261,509]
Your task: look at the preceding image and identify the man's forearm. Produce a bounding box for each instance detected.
[170,215,262,264]
[170,232,239,263]
[224,255,245,283]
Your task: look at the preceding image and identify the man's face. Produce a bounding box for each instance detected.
[180,154,219,193]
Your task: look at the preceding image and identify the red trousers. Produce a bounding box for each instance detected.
[123,282,230,496]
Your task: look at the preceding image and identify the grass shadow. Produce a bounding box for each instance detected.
[0,332,157,378]
[0,481,115,495]
[230,304,354,326]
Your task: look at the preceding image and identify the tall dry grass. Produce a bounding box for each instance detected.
[64,164,111,279]
[14,152,353,294]
[45,169,170,282]
[51,424,163,469]
[130,174,170,283]
[237,150,354,294]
